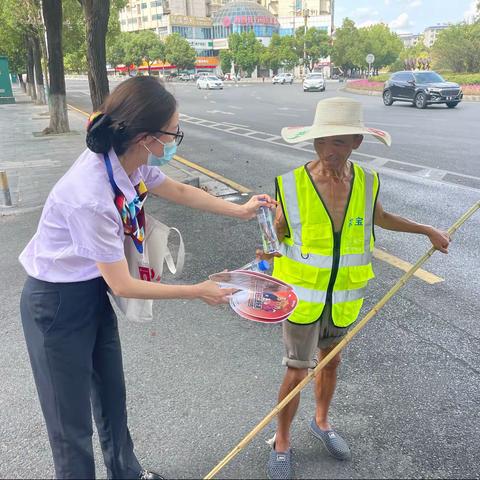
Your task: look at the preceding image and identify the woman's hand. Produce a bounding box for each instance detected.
[237,194,277,220]
[194,280,237,305]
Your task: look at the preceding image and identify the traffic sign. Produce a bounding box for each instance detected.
[366,53,375,64]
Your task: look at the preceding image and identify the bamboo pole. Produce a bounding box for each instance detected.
[204,200,480,480]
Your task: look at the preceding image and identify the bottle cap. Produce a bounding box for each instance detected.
[258,260,270,271]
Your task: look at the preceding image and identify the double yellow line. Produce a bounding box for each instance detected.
[68,103,444,284]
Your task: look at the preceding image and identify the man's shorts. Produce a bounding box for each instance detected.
[282,303,349,369]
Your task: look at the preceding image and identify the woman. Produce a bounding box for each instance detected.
[19,76,275,479]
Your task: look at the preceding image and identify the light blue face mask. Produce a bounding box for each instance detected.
[145,138,177,166]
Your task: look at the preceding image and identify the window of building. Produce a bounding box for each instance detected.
[141,2,148,8]
[151,0,162,6]
[152,13,162,20]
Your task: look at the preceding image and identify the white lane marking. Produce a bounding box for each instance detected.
[275,113,300,117]
[206,110,234,115]
[209,101,217,104]
[0,159,61,168]
[229,106,243,110]
[223,122,250,128]
[179,113,480,189]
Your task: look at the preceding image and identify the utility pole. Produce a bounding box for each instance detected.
[303,8,309,73]
[291,2,296,35]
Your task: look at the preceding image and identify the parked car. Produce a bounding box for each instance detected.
[196,75,224,90]
[303,73,326,92]
[383,70,463,109]
[178,74,191,81]
[272,73,293,85]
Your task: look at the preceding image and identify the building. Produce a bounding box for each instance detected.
[261,0,334,76]
[211,0,280,51]
[264,0,333,36]
[398,33,420,48]
[423,24,449,48]
[118,0,334,75]
[118,1,218,72]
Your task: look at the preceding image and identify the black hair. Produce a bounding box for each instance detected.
[85,76,177,155]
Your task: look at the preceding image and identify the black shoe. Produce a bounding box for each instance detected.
[139,469,165,480]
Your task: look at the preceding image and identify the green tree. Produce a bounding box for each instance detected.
[61,0,126,107]
[126,30,165,74]
[228,31,263,76]
[106,31,132,72]
[432,23,480,73]
[390,36,430,72]
[165,33,196,71]
[295,27,331,72]
[63,0,87,74]
[0,2,27,85]
[0,0,47,103]
[358,23,403,74]
[331,18,361,73]
[262,33,298,73]
[219,49,233,74]
[42,0,70,133]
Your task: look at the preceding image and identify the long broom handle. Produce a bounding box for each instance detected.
[204,200,480,480]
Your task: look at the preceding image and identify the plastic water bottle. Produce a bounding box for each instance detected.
[257,205,280,254]
[238,259,271,272]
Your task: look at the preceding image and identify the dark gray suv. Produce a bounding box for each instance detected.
[383,71,463,109]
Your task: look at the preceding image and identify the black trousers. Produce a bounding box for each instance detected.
[20,276,141,479]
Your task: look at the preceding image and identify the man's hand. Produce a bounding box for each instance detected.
[255,247,282,261]
[426,227,451,254]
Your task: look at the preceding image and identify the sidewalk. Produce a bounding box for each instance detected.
[0,87,236,215]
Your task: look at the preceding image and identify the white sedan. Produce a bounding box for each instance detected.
[196,75,224,90]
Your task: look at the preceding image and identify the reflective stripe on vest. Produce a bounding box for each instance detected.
[273,163,379,327]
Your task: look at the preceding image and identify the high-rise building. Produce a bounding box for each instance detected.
[398,33,420,48]
[260,0,333,36]
[117,0,334,75]
[118,1,217,73]
[423,24,449,48]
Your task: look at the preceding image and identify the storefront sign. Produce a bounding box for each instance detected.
[213,38,229,50]
[195,56,219,66]
[187,39,214,49]
[223,15,278,26]
[170,15,212,27]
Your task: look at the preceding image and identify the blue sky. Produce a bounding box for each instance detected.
[334,0,478,34]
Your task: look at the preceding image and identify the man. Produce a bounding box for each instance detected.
[265,97,450,479]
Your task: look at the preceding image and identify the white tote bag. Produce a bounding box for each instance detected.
[111,213,185,322]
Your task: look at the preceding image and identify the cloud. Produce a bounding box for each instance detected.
[353,6,380,19]
[389,12,414,32]
[407,0,422,7]
[384,0,390,5]
[464,0,478,23]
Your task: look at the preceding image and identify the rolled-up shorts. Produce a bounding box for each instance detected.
[282,303,349,369]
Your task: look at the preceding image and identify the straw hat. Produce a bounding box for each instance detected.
[281,97,392,146]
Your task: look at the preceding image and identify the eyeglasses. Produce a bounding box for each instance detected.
[156,126,184,146]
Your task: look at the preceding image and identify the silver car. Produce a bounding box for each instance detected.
[272,73,294,85]
[303,73,326,92]
[196,75,224,90]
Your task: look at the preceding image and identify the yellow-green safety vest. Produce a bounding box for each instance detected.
[272,163,379,327]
